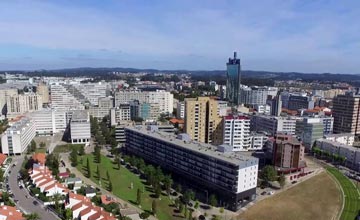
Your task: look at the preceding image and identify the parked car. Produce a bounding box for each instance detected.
[291,181,297,184]
[261,191,267,195]
[268,191,274,195]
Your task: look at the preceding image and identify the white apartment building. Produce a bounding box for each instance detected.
[0,88,18,117]
[250,134,268,150]
[176,101,185,119]
[217,100,230,116]
[250,115,299,136]
[114,89,173,113]
[1,117,36,155]
[323,133,355,146]
[223,115,251,151]
[239,85,278,106]
[254,104,271,115]
[110,104,131,126]
[6,93,43,117]
[70,111,91,145]
[88,97,113,120]
[74,82,109,105]
[26,109,67,135]
[50,83,85,110]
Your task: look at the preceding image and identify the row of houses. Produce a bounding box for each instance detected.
[28,153,117,220]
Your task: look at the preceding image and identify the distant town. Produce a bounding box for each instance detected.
[0,52,359,220]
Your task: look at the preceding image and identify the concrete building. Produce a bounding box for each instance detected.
[250,115,298,136]
[110,104,131,126]
[114,89,173,113]
[125,126,259,211]
[316,139,360,171]
[88,97,114,120]
[272,134,305,173]
[0,88,18,117]
[296,118,324,150]
[226,52,241,105]
[70,111,90,145]
[26,109,67,136]
[333,92,360,135]
[6,93,42,117]
[176,101,185,119]
[287,95,314,111]
[250,133,268,150]
[266,93,282,116]
[50,83,85,110]
[254,104,270,115]
[217,100,230,116]
[1,117,36,155]
[184,97,222,144]
[74,82,109,105]
[222,115,251,151]
[323,133,354,146]
[37,82,49,104]
[139,103,160,122]
[239,86,278,106]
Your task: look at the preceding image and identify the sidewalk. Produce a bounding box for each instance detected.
[60,153,157,220]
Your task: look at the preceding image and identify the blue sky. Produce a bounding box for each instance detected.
[0,0,359,73]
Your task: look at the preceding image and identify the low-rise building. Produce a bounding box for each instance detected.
[323,133,354,146]
[26,109,67,136]
[70,111,90,145]
[1,117,36,155]
[250,115,298,136]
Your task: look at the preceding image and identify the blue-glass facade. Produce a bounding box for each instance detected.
[226,52,241,105]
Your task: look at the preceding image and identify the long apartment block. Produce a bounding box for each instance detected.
[125,126,258,211]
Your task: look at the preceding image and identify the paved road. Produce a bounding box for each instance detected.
[9,156,59,220]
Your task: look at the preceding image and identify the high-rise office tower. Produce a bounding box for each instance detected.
[333,91,360,135]
[184,97,222,144]
[226,52,241,105]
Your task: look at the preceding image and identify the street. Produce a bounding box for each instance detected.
[8,156,59,220]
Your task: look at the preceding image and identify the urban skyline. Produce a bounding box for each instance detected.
[0,0,359,73]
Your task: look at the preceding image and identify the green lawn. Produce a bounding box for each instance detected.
[327,167,360,220]
[53,144,84,153]
[35,148,47,153]
[77,154,182,220]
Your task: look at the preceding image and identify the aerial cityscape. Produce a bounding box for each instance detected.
[0,1,359,220]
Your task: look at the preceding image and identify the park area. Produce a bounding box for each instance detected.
[237,172,341,220]
[76,154,183,220]
[326,167,360,220]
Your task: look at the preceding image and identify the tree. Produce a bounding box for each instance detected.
[219,207,224,215]
[211,215,221,220]
[106,170,110,180]
[175,184,182,193]
[139,212,150,219]
[25,213,40,220]
[30,140,37,152]
[0,169,4,182]
[183,189,195,204]
[70,148,78,167]
[278,174,286,189]
[154,185,162,198]
[78,145,85,156]
[179,203,184,213]
[87,158,91,178]
[174,198,180,209]
[108,178,113,192]
[188,209,193,220]
[209,194,217,207]
[94,145,101,163]
[64,208,73,220]
[194,200,199,209]
[152,200,157,216]
[52,193,62,213]
[137,188,142,205]
[96,165,100,180]
[163,175,173,195]
[261,165,277,185]
[39,142,46,149]
[115,154,121,170]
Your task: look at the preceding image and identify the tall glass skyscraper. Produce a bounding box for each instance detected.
[226,52,241,105]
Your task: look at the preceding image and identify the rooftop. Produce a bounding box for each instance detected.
[317,139,360,152]
[71,110,89,121]
[126,126,258,166]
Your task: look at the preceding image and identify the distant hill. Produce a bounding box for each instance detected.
[2,67,360,86]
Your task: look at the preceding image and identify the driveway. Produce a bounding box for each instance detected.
[8,156,59,220]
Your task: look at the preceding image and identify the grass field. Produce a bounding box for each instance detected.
[77,154,183,220]
[237,172,341,220]
[53,144,84,153]
[326,167,360,220]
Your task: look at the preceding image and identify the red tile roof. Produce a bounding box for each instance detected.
[0,205,24,220]
[33,153,46,165]
[0,153,7,165]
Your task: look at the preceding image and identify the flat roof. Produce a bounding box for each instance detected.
[126,126,258,166]
[317,139,360,152]
[71,110,88,121]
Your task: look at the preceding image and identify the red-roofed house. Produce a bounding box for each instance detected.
[100,195,116,205]
[0,153,7,166]
[0,205,24,220]
[33,153,46,165]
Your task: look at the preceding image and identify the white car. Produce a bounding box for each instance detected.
[268,191,274,195]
